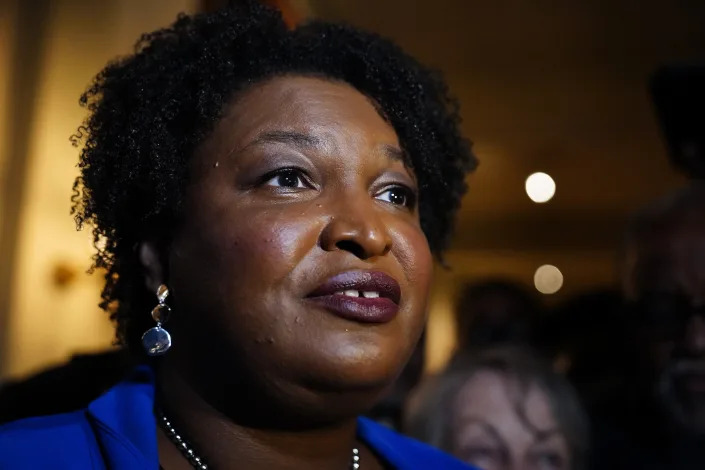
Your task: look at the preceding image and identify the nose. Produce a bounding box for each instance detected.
[319,200,393,260]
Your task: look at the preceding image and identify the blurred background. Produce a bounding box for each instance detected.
[0,0,701,381]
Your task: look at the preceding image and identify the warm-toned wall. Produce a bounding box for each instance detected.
[0,0,13,325]
[0,0,49,378]
[0,2,11,180]
[1,0,197,381]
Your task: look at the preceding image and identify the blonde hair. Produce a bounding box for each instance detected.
[406,346,589,470]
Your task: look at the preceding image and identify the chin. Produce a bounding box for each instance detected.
[273,349,406,424]
[316,333,409,387]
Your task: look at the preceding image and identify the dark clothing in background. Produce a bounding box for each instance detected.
[0,349,131,424]
[590,389,705,470]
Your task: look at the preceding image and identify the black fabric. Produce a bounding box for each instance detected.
[0,349,132,424]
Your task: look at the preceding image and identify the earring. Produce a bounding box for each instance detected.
[141,284,172,356]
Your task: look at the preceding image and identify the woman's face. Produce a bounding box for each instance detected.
[160,75,432,421]
[451,370,571,470]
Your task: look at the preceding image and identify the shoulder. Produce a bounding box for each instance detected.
[0,410,104,469]
[357,417,477,470]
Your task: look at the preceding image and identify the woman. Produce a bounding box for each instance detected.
[0,1,476,469]
[406,347,589,470]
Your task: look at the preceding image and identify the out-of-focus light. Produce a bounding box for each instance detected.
[525,172,556,203]
[534,264,563,294]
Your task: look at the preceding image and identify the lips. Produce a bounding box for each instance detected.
[306,270,401,323]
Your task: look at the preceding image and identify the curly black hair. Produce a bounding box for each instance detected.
[71,0,477,354]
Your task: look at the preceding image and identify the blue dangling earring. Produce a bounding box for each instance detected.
[141,284,172,356]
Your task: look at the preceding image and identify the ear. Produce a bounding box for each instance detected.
[139,241,166,295]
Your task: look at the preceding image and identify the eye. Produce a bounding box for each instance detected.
[375,186,416,208]
[459,446,504,469]
[532,451,566,470]
[263,169,308,189]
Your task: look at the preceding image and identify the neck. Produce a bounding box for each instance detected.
[156,362,363,470]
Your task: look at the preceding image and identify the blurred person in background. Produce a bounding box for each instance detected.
[369,276,543,433]
[406,346,589,470]
[537,289,633,414]
[592,181,705,469]
[455,279,543,352]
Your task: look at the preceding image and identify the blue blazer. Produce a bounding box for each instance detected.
[0,366,475,469]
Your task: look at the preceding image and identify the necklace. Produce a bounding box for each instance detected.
[158,412,361,469]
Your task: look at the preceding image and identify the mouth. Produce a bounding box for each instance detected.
[305,270,401,324]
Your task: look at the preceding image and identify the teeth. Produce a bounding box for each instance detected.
[333,290,357,296]
[332,290,381,298]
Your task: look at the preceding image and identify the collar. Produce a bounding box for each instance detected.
[87,365,158,469]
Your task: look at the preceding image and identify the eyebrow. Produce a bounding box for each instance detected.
[459,418,507,447]
[533,428,562,443]
[461,416,562,446]
[381,143,405,162]
[244,130,406,163]
[248,130,322,149]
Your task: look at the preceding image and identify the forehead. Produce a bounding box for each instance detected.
[214,75,400,152]
[453,370,558,436]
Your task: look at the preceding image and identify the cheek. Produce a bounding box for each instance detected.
[231,213,319,276]
[388,221,433,354]
[177,208,318,276]
[169,205,322,321]
[391,222,433,302]
[168,207,325,361]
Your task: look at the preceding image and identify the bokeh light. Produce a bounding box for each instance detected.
[525,172,556,203]
[534,264,564,294]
